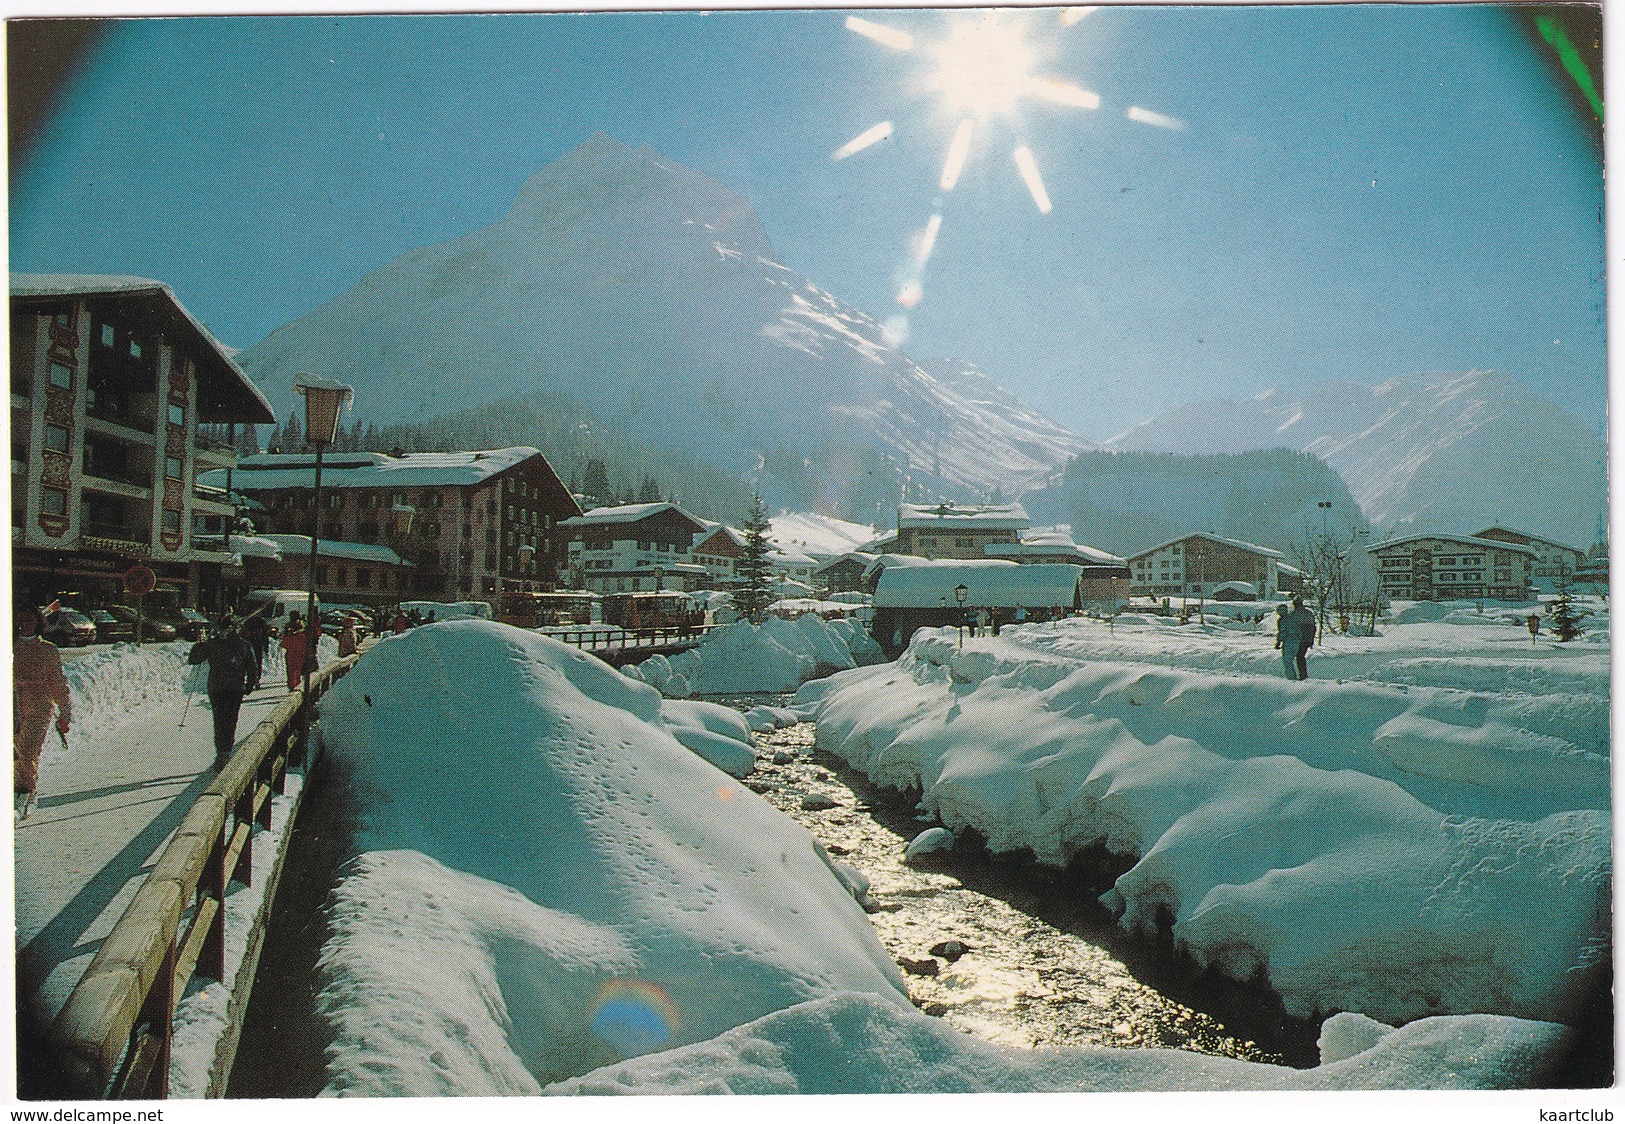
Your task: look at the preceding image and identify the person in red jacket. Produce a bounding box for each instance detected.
[14,606,71,821]
[280,613,313,692]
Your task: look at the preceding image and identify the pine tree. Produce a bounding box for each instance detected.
[582,459,612,506]
[1550,568,1587,642]
[638,474,662,503]
[282,408,304,452]
[734,494,775,624]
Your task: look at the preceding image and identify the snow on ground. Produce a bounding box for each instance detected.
[622,616,882,696]
[302,619,1577,1094]
[768,512,877,558]
[794,601,1610,1028]
[312,621,909,1095]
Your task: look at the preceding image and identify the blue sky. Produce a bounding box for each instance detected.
[11,5,1605,440]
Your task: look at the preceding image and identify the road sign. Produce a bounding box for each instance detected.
[123,565,156,597]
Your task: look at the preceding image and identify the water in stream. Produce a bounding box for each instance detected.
[737,709,1320,1067]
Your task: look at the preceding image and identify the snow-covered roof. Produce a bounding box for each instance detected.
[1366,533,1538,557]
[203,448,545,491]
[226,533,285,560]
[1128,531,1285,561]
[897,502,1029,531]
[694,525,746,551]
[873,560,1082,608]
[767,512,878,558]
[984,540,1126,567]
[560,502,705,531]
[769,546,817,567]
[1470,527,1583,553]
[813,551,878,575]
[12,273,274,425]
[259,534,410,566]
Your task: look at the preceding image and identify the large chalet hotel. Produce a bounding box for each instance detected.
[208,447,581,602]
[11,275,274,607]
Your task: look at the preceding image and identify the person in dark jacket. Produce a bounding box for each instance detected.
[1281,596,1318,680]
[241,610,271,676]
[188,615,260,770]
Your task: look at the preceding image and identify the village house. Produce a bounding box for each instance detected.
[202,446,579,601]
[1126,532,1288,600]
[11,275,275,611]
[983,528,1131,609]
[813,551,878,595]
[1366,533,1535,601]
[691,524,748,588]
[870,559,1083,656]
[561,502,710,594]
[243,534,412,607]
[1471,527,1587,591]
[893,502,1029,560]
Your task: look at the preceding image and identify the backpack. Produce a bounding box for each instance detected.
[214,637,258,693]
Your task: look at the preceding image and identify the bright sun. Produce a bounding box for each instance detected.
[835,8,1184,340]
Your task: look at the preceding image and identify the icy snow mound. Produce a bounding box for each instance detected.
[800,632,1609,1024]
[627,616,882,696]
[315,621,908,1094]
[545,991,1573,1093]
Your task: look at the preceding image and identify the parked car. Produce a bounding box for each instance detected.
[106,605,179,642]
[85,608,135,645]
[156,607,210,641]
[322,609,369,638]
[41,609,96,647]
[239,589,320,638]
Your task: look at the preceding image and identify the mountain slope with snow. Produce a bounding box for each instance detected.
[1105,371,1605,547]
[236,134,1087,509]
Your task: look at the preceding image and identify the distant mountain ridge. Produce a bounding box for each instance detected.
[1106,370,1606,548]
[235,133,1087,517]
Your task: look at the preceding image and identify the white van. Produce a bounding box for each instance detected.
[240,589,320,637]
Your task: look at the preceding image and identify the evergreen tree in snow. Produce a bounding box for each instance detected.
[734,494,775,624]
[282,408,304,453]
[1549,567,1587,642]
[638,474,663,503]
[582,459,612,506]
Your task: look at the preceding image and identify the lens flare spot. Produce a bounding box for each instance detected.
[912,213,943,265]
[846,16,915,52]
[1060,7,1098,25]
[716,786,736,802]
[589,980,680,1057]
[1012,146,1052,213]
[940,118,976,191]
[1127,106,1186,130]
[832,121,895,161]
[1030,78,1100,109]
[897,280,924,308]
[882,315,910,346]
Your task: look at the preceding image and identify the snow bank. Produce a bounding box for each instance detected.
[313,621,909,1094]
[545,991,1573,1093]
[627,616,882,696]
[799,623,1609,1025]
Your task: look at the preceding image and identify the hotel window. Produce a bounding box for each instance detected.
[168,404,185,427]
[166,456,183,480]
[48,362,72,389]
[100,323,115,348]
[41,487,67,515]
[43,424,69,453]
[162,510,182,533]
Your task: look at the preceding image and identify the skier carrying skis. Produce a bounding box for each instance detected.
[14,605,71,821]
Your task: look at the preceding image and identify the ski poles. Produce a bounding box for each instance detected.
[179,682,196,728]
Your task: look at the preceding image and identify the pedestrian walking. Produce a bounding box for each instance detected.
[1526,612,1541,644]
[188,615,260,771]
[241,609,271,676]
[1272,603,1291,676]
[14,606,71,821]
[391,609,410,635]
[1282,596,1318,680]
[337,617,359,658]
[280,613,313,692]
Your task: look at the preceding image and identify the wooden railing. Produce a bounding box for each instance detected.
[542,624,716,652]
[50,655,360,1099]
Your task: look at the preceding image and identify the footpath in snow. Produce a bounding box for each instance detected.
[795,604,1610,1029]
[297,619,1585,1095]
[14,637,335,1096]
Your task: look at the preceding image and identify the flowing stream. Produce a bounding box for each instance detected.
[738,707,1322,1067]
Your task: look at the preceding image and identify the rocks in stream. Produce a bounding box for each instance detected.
[904,827,957,862]
[771,751,798,765]
[800,793,840,811]
[898,956,940,977]
[930,940,972,962]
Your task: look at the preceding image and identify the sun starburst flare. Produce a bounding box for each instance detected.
[834,8,1182,327]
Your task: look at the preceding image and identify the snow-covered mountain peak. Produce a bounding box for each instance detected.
[505,133,776,262]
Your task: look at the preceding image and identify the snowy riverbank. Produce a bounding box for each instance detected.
[621,615,882,696]
[795,604,1610,1028]
[299,619,1583,1093]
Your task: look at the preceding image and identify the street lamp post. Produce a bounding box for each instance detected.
[293,376,353,728]
[954,582,968,648]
